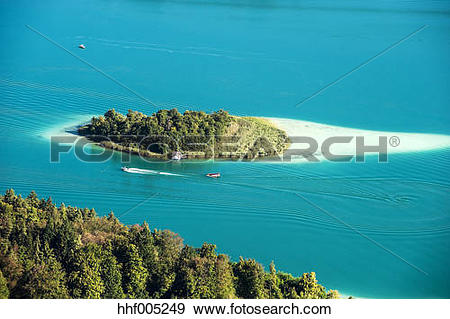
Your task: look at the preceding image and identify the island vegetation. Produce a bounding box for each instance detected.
[78,108,289,159]
[0,189,338,299]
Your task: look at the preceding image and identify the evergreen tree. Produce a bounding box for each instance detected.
[0,269,9,298]
[214,254,236,298]
[128,223,157,296]
[233,257,267,298]
[265,261,283,299]
[298,272,327,299]
[150,230,183,298]
[122,244,148,298]
[21,243,69,298]
[100,246,124,298]
[68,244,104,298]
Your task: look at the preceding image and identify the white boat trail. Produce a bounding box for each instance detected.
[122,167,184,176]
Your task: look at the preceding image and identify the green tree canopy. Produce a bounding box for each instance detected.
[0,189,338,299]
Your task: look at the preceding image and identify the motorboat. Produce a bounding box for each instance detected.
[206,173,220,178]
[121,166,130,172]
[78,44,86,49]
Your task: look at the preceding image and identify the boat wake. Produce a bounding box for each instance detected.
[122,167,183,176]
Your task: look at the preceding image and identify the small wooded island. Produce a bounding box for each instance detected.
[78,108,289,159]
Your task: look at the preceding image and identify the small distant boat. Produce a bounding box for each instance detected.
[171,151,182,160]
[121,166,130,172]
[78,44,86,49]
[171,151,186,161]
[206,173,220,178]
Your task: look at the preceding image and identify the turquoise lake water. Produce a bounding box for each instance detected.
[1,0,449,298]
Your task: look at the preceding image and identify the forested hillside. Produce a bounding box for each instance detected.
[0,189,338,299]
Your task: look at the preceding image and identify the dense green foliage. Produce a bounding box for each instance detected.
[79,108,289,159]
[0,189,338,299]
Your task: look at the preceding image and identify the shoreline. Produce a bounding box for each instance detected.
[37,115,450,299]
[266,117,450,161]
[44,115,450,161]
[77,112,290,160]
[40,115,94,140]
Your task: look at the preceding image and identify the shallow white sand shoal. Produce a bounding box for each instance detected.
[267,117,450,160]
[40,115,450,162]
[40,115,95,140]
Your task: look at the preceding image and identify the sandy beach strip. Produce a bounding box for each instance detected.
[41,115,450,161]
[266,117,450,160]
[40,115,95,140]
